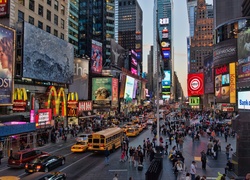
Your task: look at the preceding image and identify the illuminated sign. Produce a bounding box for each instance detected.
[229,63,236,103]
[159,18,169,25]
[13,88,27,112]
[238,91,250,110]
[67,92,78,117]
[189,97,200,106]
[78,101,93,113]
[188,73,204,96]
[215,65,229,75]
[0,0,8,17]
[35,109,52,127]
[45,86,66,116]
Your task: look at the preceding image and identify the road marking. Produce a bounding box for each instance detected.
[18,172,26,177]
[48,143,74,154]
[206,177,217,180]
[109,169,128,172]
[0,167,10,172]
[58,153,93,171]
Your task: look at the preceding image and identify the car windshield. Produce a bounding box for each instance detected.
[127,129,135,133]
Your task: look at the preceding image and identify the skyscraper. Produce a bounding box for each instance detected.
[69,0,79,55]
[78,0,115,60]
[188,0,213,73]
[118,0,143,72]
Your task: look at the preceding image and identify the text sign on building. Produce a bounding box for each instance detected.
[159,18,169,25]
[78,101,93,113]
[189,97,200,106]
[188,73,204,96]
[238,91,250,110]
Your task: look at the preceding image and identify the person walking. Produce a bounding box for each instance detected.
[201,150,207,170]
[104,147,110,165]
[190,161,197,180]
[113,173,118,180]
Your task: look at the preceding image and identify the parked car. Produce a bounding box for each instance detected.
[21,172,66,180]
[8,149,48,168]
[24,155,65,173]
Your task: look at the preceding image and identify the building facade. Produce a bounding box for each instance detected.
[69,0,79,55]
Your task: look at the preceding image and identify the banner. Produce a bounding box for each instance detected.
[112,78,118,107]
[13,88,27,112]
[78,101,93,114]
[238,91,250,110]
[229,63,236,103]
[91,40,103,73]
[45,86,66,116]
[187,73,204,96]
[0,24,14,105]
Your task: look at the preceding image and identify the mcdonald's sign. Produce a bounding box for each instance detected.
[67,92,78,117]
[13,88,27,112]
[44,86,66,116]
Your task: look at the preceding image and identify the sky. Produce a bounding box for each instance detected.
[137,0,213,97]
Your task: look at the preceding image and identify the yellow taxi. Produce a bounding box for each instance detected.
[71,138,88,153]
[0,176,20,180]
[126,127,140,137]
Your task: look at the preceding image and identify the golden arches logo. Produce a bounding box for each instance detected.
[14,88,27,101]
[45,86,66,116]
[67,92,78,101]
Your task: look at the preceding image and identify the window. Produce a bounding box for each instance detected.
[47,10,51,21]
[18,10,24,22]
[38,4,43,17]
[61,19,64,29]
[38,21,43,29]
[19,0,25,5]
[60,33,64,40]
[47,0,51,6]
[28,16,34,25]
[54,29,58,37]
[46,25,51,33]
[54,15,58,25]
[54,0,58,11]
[29,0,35,11]
[61,5,65,15]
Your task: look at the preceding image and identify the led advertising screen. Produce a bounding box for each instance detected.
[162,70,171,96]
[91,40,103,74]
[23,22,74,84]
[187,73,204,96]
[0,0,8,17]
[0,24,14,105]
[133,79,138,99]
[124,76,135,100]
[238,91,250,110]
[204,55,214,94]
[112,78,118,107]
[238,29,250,88]
[92,78,112,108]
[214,64,230,103]
[69,58,89,100]
[189,97,200,106]
[110,39,126,68]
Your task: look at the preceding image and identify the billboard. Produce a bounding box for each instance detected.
[238,29,250,88]
[23,22,74,84]
[0,0,8,17]
[69,58,89,100]
[162,70,171,96]
[187,73,204,96]
[0,24,14,105]
[91,40,103,73]
[204,56,214,94]
[229,62,236,103]
[238,91,250,110]
[214,64,230,103]
[92,78,112,107]
[124,76,135,101]
[110,39,126,68]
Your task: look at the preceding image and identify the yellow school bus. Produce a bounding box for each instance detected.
[88,127,123,152]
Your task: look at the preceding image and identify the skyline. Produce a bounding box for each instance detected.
[138,0,213,97]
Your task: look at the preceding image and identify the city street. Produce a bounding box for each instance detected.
[0,119,237,180]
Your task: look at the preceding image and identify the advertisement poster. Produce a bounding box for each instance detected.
[91,40,103,73]
[187,73,204,96]
[35,109,52,127]
[238,91,250,110]
[124,76,135,101]
[204,56,214,94]
[0,25,14,105]
[69,58,89,100]
[112,78,118,107]
[23,22,74,84]
[119,74,126,98]
[189,97,200,106]
[162,70,171,96]
[214,65,230,103]
[133,79,138,99]
[92,78,112,107]
[111,39,126,68]
[238,29,250,87]
[0,0,8,17]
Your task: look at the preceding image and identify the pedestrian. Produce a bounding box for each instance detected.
[207,139,213,156]
[201,150,207,170]
[190,161,197,180]
[213,141,218,160]
[104,147,110,165]
[186,172,191,180]
[224,131,228,142]
[165,142,168,155]
[113,173,118,180]
[129,177,133,180]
